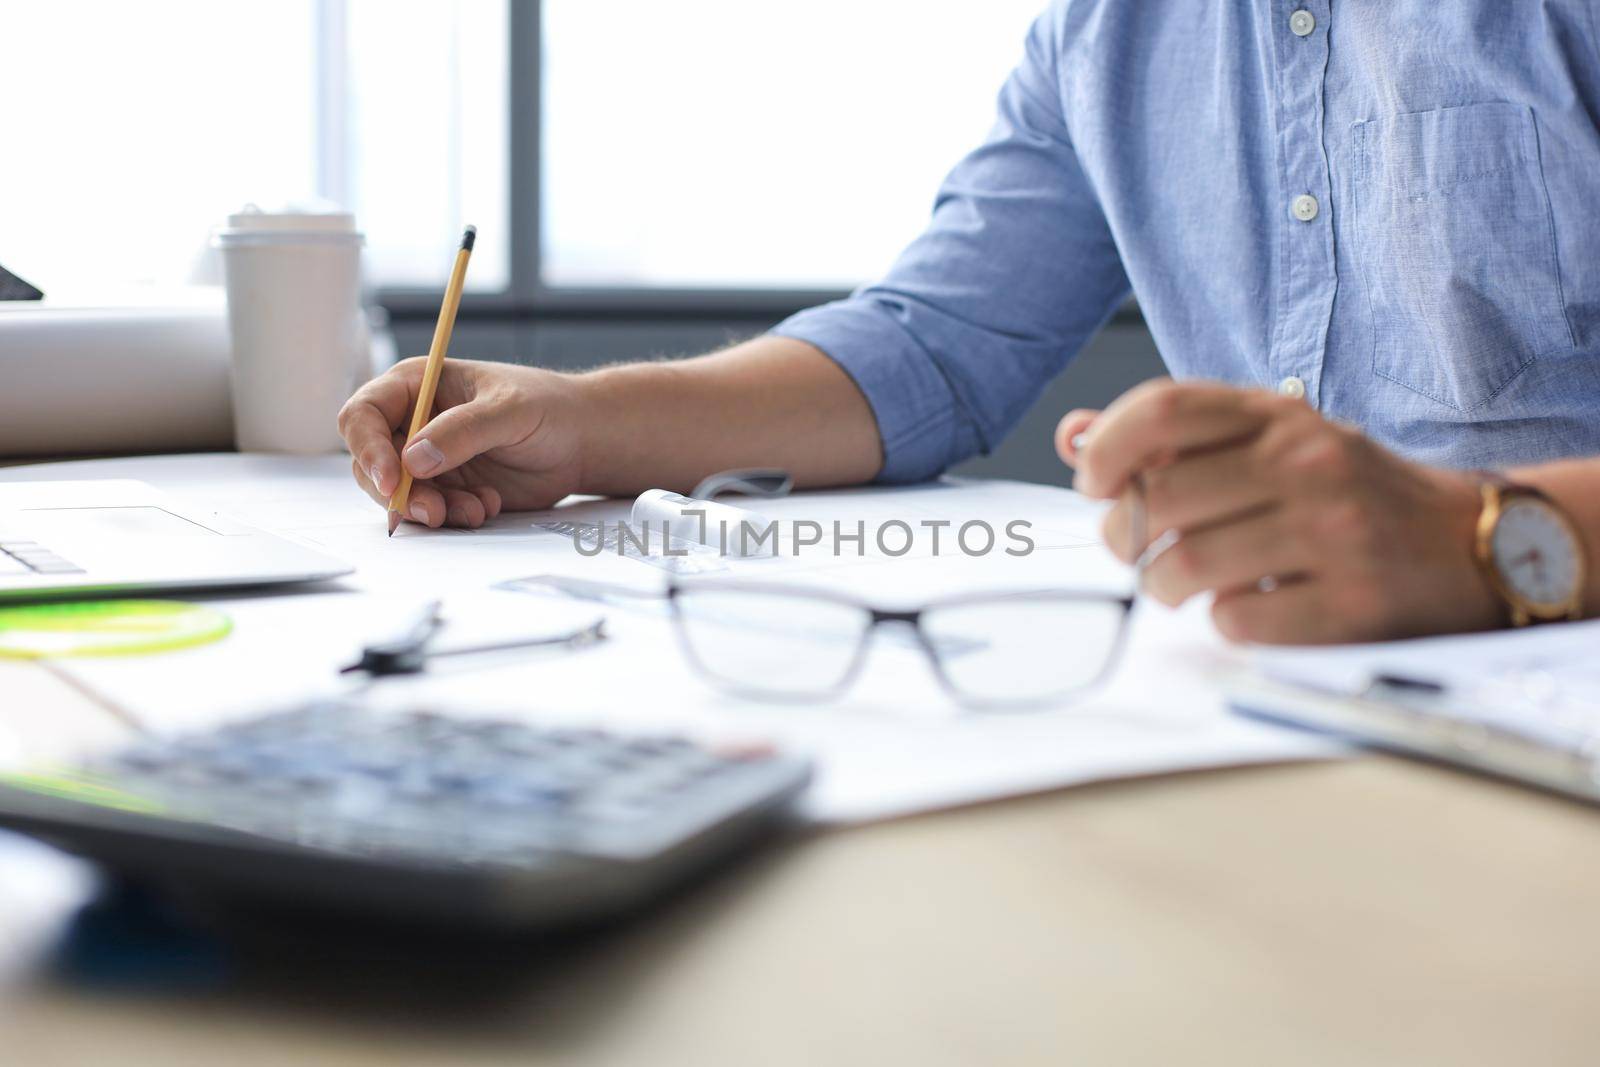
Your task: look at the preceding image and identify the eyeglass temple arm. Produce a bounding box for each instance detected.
[690,468,794,501]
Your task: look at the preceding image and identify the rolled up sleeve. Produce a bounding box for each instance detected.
[773,5,1130,483]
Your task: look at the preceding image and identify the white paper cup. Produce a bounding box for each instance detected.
[214,206,370,453]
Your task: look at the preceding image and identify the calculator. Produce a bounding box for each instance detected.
[0,701,811,929]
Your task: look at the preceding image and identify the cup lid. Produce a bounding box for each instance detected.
[214,202,363,244]
[227,201,355,231]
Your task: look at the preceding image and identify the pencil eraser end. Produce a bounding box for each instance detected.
[461,225,477,252]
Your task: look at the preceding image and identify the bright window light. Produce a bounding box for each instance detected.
[343,0,508,289]
[1,1,507,296]
[541,0,1050,289]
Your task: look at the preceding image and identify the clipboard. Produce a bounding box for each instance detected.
[1228,671,1600,805]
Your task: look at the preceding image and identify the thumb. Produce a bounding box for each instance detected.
[401,398,530,479]
[1054,409,1101,468]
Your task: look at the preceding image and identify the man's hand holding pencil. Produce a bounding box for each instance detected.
[339,355,587,531]
[339,225,584,533]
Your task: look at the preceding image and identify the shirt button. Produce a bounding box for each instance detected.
[1291,193,1319,222]
[1278,376,1307,399]
[1289,9,1316,36]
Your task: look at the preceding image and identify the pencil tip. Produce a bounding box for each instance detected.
[461,225,476,252]
[387,511,401,537]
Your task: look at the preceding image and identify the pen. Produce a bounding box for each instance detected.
[387,225,476,535]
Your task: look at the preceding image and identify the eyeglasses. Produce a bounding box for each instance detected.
[516,476,1150,710]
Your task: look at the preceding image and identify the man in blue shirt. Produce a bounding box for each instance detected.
[340,1,1600,643]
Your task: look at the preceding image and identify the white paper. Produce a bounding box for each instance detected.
[368,595,1335,822]
[1255,619,1600,696]
[1252,619,1600,747]
[3,454,1338,822]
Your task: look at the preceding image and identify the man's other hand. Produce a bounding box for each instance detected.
[1063,379,1503,644]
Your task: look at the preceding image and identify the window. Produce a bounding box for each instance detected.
[3,0,506,296]
[341,0,508,289]
[540,0,1048,290]
[4,1,1045,302]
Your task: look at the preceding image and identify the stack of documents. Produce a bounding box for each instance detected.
[1233,621,1600,803]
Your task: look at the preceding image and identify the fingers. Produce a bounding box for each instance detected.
[1101,443,1279,554]
[350,458,388,507]
[1139,506,1303,608]
[392,483,504,530]
[1211,577,1347,645]
[401,395,531,481]
[341,359,514,532]
[475,485,503,519]
[442,489,488,528]
[342,401,403,497]
[1054,409,1101,468]
[402,484,448,528]
[1101,484,1150,563]
[1076,380,1280,499]
[338,360,427,496]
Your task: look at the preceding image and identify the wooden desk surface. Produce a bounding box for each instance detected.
[3,658,1598,1066]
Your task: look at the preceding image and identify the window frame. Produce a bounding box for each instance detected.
[374,0,850,325]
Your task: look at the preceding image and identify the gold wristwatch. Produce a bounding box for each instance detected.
[1473,474,1587,627]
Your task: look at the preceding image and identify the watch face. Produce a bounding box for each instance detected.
[1491,499,1584,611]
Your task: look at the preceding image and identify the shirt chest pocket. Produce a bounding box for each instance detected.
[1350,102,1575,412]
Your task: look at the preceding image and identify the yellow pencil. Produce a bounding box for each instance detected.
[387,225,476,536]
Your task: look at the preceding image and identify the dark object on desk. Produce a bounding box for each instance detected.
[0,701,810,930]
[0,261,44,301]
[339,599,607,677]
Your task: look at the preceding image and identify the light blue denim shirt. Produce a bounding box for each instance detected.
[774,1,1600,482]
